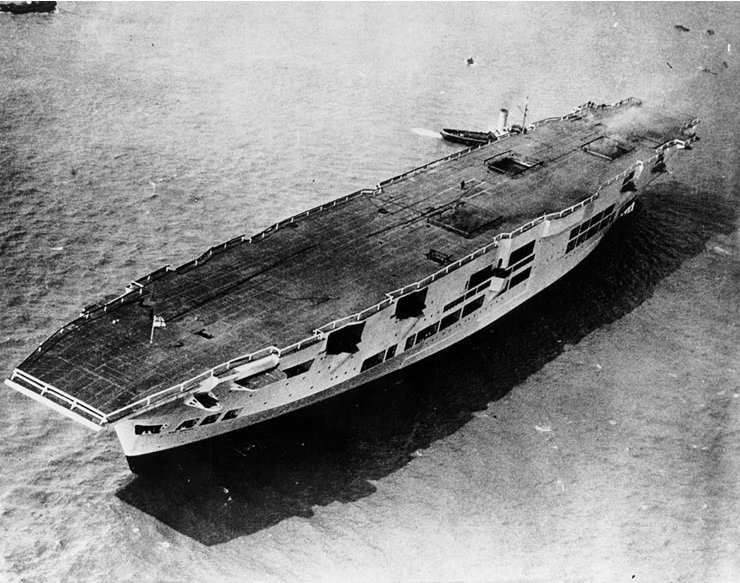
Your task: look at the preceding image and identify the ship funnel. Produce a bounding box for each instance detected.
[496,108,509,132]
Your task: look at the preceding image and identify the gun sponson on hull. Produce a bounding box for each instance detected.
[4,98,699,470]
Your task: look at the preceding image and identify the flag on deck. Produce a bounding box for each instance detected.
[150,315,166,344]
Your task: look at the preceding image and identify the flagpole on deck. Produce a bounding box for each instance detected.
[150,315,165,344]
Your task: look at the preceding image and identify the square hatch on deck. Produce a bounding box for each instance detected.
[487,155,534,176]
[583,136,632,160]
[429,201,503,239]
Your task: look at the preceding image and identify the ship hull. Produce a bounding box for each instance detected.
[124,227,612,474]
[115,179,645,465]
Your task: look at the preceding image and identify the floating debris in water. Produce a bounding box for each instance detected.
[701,67,718,75]
[466,56,475,66]
[722,60,729,68]
[535,425,552,433]
[674,24,690,32]
[706,29,715,36]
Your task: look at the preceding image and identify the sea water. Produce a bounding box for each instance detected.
[1,3,738,581]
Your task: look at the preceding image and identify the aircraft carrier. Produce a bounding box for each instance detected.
[4,98,699,472]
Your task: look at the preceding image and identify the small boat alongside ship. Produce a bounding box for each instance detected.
[4,97,699,473]
[440,106,524,147]
[439,128,498,147]
[0,1,56,14]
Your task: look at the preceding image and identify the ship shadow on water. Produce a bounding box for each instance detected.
[116,182,736,545]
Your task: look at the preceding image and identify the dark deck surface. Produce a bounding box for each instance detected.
[17,100,695,415]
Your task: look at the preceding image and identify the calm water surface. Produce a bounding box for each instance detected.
[1,3,738,582]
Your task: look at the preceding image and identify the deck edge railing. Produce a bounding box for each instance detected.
[9,369,107,426]
[378,140,495,188]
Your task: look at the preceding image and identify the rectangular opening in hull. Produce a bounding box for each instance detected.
[284,359,314,378]
[395,288,428,319]
[325,321,366,355]
[134,424,163,435]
